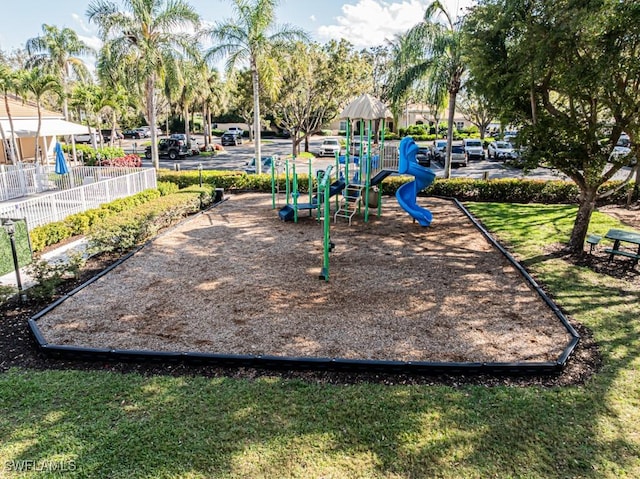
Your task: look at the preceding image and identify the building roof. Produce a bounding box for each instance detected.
[0,94,62,120]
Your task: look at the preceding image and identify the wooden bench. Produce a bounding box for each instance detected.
[585,234,602,253]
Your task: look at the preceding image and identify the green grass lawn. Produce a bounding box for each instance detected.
[1,202,639,478]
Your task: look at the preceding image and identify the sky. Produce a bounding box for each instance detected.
[1,0,475,55]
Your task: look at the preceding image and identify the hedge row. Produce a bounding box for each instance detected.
[29,181,181,253]
[158,169,635,205]
[61,144,125,165]
[89,184,217,254]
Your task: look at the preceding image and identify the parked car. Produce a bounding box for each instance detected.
[488,141,519,161]
[503,132,518,144]
[416,146,431,167]
[349,139,369,156]
[134,127,151,138]
[123,129,144,139]
[101,129,124,142]
[609,145,637,165]
[245,156,275,174]
[617,133,631,148]
[74,131,100,144]
[221,132,243,146]
[318,138,341,157]
[170,133,201,155]
[448,144,467,167]
[431,139,447,163]
[463,138,485,161]
[225,126,244,136]
[144,138,189,160]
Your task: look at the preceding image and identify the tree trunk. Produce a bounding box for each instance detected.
[63,63,70,121]
[36,102,43,164]
[146,75,159,170]
[203,104,210,150]
[292,130,300,157]
[3,94,21,163]
[110,111,117,147]
[627,163,639,206]
[567,186,598,255]
[184,105,190,145]
[444,91,457,179]
[251,61,262,174]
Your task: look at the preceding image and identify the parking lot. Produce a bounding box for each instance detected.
[118,135,631,182]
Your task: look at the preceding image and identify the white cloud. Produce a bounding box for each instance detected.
[79,34,102,52]
[71,13,92,34]
[310,14,317,22]
[316,0,475,48]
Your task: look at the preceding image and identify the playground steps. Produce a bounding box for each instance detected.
[333,185,363,226]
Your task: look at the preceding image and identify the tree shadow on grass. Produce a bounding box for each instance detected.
[0,364,635,478]
[1,199,639,478]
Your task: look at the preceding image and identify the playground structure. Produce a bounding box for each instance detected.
[270,95,438,280]
[272,94,400,224]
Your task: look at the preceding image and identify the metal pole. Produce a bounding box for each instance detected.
[271,157,276,209]
[319,165,333,281]
[3,219,23,300]
[364,119,373,222]
[285,159,290,204]
[292,163,298,223]
[308,159,313,208]
[345,120,350,185]
[9,233,22,294]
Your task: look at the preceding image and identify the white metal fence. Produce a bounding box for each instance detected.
[0,163,146,201]
[0,168,157,229]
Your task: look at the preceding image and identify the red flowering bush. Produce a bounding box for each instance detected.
[97,154,142,167]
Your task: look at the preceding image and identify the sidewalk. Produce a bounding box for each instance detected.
[0,237,89,290]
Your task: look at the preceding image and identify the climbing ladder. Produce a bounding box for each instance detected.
[333,184,364,225]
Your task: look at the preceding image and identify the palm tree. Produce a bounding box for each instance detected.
[201,68,224,150]
[392,1,466,178]
[25,24,94,121]
[98,85,129,147]
[87,0,200,169]
[18,68,62,163]
[166,58,205,148]
[204,0,308,174]
[0,63,22,163]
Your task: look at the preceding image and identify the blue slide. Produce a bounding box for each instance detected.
[395,137,437,226]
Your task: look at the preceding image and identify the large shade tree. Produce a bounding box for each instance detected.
[273,39,371,156]
[87,0,200,169]
[391,1,466,178]
[205,0,308,174]
[464,0,640,255]
[25,24,94,121]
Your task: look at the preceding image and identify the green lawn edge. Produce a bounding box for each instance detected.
[1,202,639,479]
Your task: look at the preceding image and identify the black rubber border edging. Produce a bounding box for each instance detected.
[29,195,579,377]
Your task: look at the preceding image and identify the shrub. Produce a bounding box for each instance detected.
[97,154,142,167]
[29,188,163,253]
[88,185,215,254]
[157,181,180,196]
[61,144,126,165]
[26,252,86,302]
